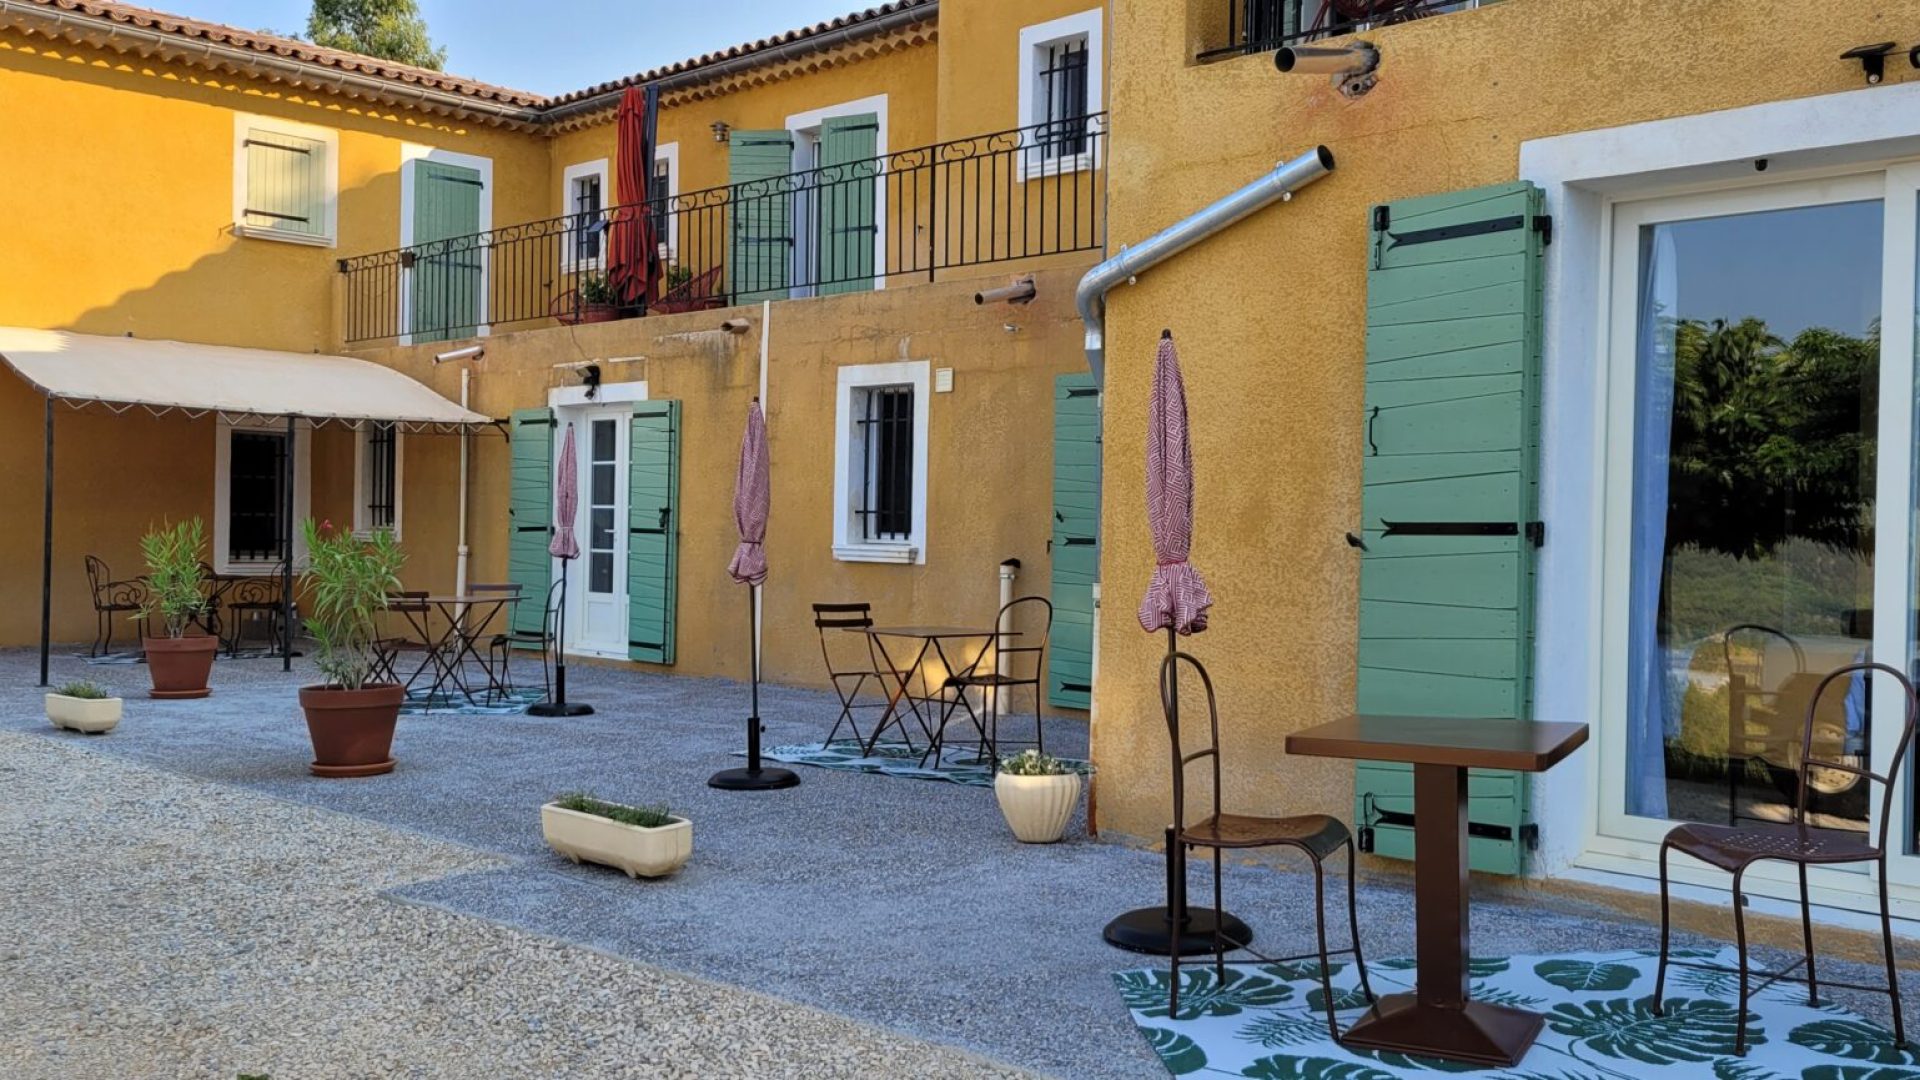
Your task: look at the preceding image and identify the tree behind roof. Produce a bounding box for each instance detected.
[306,0,447,71]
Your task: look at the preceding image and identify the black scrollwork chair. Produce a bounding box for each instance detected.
[1161,652,1374,1034]
[928,595,1053,768]
[813,602,900,747]
[84,555,149,657]
[1654,661,1916,1056]
[216,565,291,657]
[492,578,563,702]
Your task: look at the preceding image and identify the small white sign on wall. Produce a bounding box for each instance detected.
[934,367,954,393]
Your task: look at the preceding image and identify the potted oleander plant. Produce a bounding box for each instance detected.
[45,679,122,734]
[136,518,217,699]
[297,519,407,778]
[541,792,692,879]
[994,749,1085,844]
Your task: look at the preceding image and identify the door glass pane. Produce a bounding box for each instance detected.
[1627,199,1883,833]
[587,418,617,596]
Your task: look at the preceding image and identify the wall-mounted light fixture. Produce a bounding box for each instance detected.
[710,120,732,143]
[1842,42,1897,85]
[581,363,602,400]
[1276,41,1381,99]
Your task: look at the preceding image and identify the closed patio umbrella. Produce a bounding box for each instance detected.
[1104,329,1251,955]
[529,423,593,717]
[607,84,662,312]
[710,399,799,790]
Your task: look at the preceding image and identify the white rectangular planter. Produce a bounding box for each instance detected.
[540,802,691,879]
[46,694,122,734]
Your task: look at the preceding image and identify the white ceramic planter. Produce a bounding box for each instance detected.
[994,771,1082,843]
[46,693,122,734]
[541,802,692,879]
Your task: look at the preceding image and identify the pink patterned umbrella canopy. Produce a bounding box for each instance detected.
[727,398,770,586]
[549,423,580,560]
[1138,332,1214,635]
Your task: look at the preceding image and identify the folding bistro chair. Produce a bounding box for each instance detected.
[463,582,522,704]
[926,595,1053,768]
[492,578,563,702]
[1160,652,1373,1036]
[813,603,901,747]
[1654,661,1916,1056]
[373,591,435,692]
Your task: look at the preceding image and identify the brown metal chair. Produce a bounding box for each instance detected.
[1162,652,1373,1034]
[492,578,563,701]
[84,555,149,657]
[812,602,901,746]
[214,563,290,657]
[1654,660,1915,1056]
[373,591,434,690]
[927,595,1053,768]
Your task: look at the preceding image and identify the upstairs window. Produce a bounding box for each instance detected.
[1018,10,1104,178]
[234,115,337,246]
[562,159,610,267]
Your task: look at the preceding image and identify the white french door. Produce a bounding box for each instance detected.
[1594,167,1920,910]
[561,409,629,658]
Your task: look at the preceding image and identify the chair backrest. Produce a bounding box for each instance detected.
[84,555,110,599]
[385,589,429,613]
[988,595,1053,681]
[1720,623,1807,690]
[1797,661,1918,854]
[544,577,566,643]
[814,602,874,674]
[469,582,521,595]
[1160,651,1223,835]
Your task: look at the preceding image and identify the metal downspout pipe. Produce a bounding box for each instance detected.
[1075,145,1335,386]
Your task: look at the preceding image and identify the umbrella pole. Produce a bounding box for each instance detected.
[1101,626,1256,956]
[708,581,799,791]
[529,558,593,717]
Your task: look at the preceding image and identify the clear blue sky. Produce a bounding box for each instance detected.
[168,1,871,95]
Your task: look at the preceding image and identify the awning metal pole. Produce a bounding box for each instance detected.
[38,396,53,687]
[282,414,295,674]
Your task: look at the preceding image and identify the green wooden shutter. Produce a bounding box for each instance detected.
[411,160,484,343]
[628,401,682,665]
[243,127,326,240]
[1049,374,1101,709]
[728,131,795,303]
[816,113,880,296]
[507,408,555,640]
[1355,181,1547,877]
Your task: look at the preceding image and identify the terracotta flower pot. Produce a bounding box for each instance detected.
[298,683,404,778]
[142,634,218,699]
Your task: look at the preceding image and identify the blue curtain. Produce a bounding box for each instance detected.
[1626,227,1676,819]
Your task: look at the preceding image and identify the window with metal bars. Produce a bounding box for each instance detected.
[228,431,287,561]
[1038,38,1090,161]
[854,385,915,542]
[571,172,603,262]
[361,422,398,533]
[650,157,672,254]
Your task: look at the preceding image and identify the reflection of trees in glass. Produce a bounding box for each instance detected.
[1666,316,1878,562]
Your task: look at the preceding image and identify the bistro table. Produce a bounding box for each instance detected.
[857,626,1004,757]
[392,593,521,705]
[1286,714,1589,1068]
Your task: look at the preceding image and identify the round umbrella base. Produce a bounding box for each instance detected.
[527,701,595,717]
[707,766,801,791]
[1103,905,1254,956]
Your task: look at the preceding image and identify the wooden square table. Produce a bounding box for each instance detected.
[1286,714,1589,1067]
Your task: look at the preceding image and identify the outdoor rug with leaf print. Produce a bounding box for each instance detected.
[399,686,545,716]
[751,739,1091,788]
[1115,947,1919,1078]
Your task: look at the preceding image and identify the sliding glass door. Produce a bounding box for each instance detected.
[1599,169,1920,901]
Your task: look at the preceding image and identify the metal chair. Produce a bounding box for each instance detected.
[812,602,900,746]
[215,564,290,657]
[1654,660,1916,1056]
[492,578,563,702]
[373,591,435,691]
[463,582,522,704]
[1161,651,1374,1035]
[927,595,1053,768]
[83,555,149,657]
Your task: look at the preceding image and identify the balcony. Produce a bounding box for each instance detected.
[1198,0,1497,61]
[337,115,1107,345]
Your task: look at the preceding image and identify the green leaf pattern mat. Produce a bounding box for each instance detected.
[1115,948,1918,1078]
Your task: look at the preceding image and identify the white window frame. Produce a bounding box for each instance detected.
[398,144,494,347]
[352,422,404,540]
[1016,9,1104,181]
[655,141,681,261]
[560,158,610,271]
[212,418,312,576]
[1520,78,1920,926]
[232,113,338,247]
[787,94,890,296]
[832,360,929,564]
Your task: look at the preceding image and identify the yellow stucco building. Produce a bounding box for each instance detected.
[9,0,1920,941]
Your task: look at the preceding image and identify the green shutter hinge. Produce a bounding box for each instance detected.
[1533,214,1553,246]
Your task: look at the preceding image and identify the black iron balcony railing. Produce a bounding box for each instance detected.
[337,114,1107,345]
[1199,0,1495,61]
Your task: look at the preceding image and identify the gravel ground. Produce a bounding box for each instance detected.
[0,730,1030,1080]
[6,647,1914,1079]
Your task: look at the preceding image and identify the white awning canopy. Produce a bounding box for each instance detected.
[0,327,493,432]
